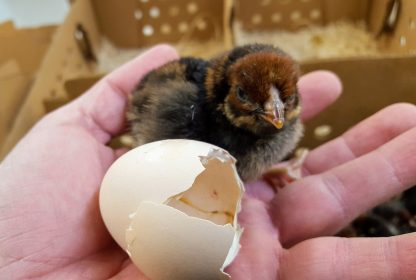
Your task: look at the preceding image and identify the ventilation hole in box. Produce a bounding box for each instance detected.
[261,0,271,6]
[187,2,198,14]
[134,10,144,20]
[290,10,301,21]
[196,19,207,30]
[271,13,282,23]
[169,6,180,17]
[178,22,189,33]
[149,6,160,18]
[400,36,407,46]
[252,14,263,25]
[134,9,143,20]
[310,9,321,20]
[410,19,416,30]
[143,25,154,36]
[161,23,172,34]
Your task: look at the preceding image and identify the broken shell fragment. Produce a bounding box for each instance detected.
[99,139,244,280]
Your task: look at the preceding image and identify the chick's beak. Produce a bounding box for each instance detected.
[261,109,284,129]
[261,86,285,129]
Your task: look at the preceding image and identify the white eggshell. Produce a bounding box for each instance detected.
[99,139,244,280]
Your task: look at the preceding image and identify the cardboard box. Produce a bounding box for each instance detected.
[1,0,415,158]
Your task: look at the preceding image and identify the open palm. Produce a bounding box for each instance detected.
[1,45,415,280]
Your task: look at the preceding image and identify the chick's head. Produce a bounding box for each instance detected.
[224,52,300,135]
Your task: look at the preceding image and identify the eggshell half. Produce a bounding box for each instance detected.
[99,139,244,280]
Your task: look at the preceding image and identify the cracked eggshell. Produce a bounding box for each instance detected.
[99,139,244,280]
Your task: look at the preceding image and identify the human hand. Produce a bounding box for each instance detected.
[227,97,416,278]
[0,45,179,279]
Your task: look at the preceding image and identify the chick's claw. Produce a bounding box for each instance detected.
[262,148,309,191]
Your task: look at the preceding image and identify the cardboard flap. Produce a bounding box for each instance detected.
[0,60,20,79]
[1,0,101,158]
[0,23,56,75]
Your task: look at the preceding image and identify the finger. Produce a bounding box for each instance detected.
[55,45,178,143]
[35,247,127,280]
[304,103,416,175]
[226,197,281,279]
[298,70,342,122]
[114,147,129,159]
[110,262,150,280]
[272,127,416,246]
[80,44,178,139]
[106,44,179,94]
[281,234,416,280]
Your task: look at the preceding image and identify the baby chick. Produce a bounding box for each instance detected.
[128,44,303,182]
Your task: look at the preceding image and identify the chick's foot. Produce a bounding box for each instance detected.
[262,148,308,191]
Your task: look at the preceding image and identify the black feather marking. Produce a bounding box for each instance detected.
[211,76,230,104]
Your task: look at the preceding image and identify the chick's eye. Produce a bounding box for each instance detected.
[285,93,296,104]
[236,87,248,102]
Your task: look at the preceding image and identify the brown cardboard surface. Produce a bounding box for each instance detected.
[0,60,20,79]
[64,75,102,100]
[223,0,233,49]
[43,97,71,113]
[235,0,325,31]
[368,0,416,54]
[92,0,138,47]
[0,0,101,158]
[323,0,369,23]
[235,0,415,54]
[0,22,55,152]
[0,23,56,75]
[92,0,228,48]
[0,21,16,35]
[0,74,31,148]
[235,0,370,31]
[368,0,390,34]
[300,55,416,148]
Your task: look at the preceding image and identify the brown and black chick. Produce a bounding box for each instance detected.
[128,44,303,182]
